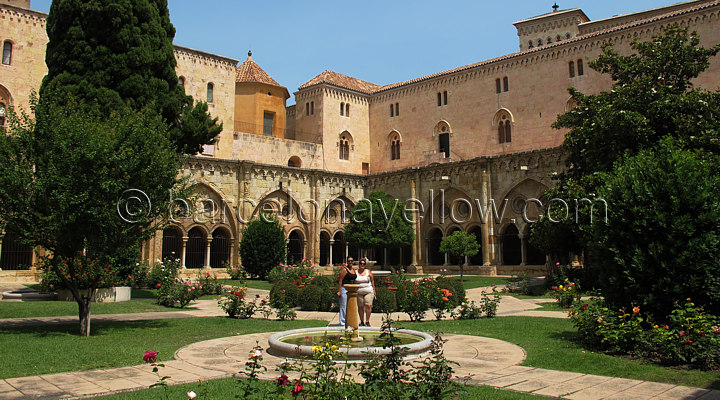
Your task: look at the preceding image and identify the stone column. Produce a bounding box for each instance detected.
[181,237,188,268]
[329,240,334,266]
[519,233,527,266]
[311,174,321,263]
[343,283,362,341]
[424,238,430,265]
[204,238,212,268]
[411,173,421,266]
[383,248,388,268]
[345,242,349,261]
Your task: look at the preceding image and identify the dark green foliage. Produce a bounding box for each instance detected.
[239,216,286,279]
[435,277,465,308]
[310,275,334,289]
[592,140,720,317]
[373,287,397,313]
[345,190,415,250]
[298,284,333,312]
[40,0,221,154]
[269,280,299,308]
[439,231,479,281]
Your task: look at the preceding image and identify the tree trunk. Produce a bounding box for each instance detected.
[459,261,464,282]
[78,294,91,337]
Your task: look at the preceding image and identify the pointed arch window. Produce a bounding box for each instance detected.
[340,102,345,116]
[390,133,401,160]
[339,133,351,160]
[497,113,512,144]
[577,59,584,76]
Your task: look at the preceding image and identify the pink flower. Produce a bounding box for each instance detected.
[143,350,158,363]
[156,283,161,288]
[684,339,694,345]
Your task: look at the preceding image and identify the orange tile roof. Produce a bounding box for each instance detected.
[236,53,284,87]
[298,70,382,94]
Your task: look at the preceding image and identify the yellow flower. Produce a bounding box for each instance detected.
[312,346,321,352]
[330,345,338,351]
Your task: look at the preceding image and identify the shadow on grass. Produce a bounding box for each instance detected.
[0,318,174,337]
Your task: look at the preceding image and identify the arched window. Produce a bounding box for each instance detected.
[577,59,584,76]
[339,133,351,160]
[503,77,509,92]
[210,228,231,268]
[288,156,302,168]
[566,33,571,39]
[306,102,309,116]
[496,111,512,144]
[435,122,451,158]
[569,61,575,78]
[395,102,399,115]
[311,101,314,115]
[390,133,401,160]
[178,76,185,88]
[537,38,543,46]
[390,104,394,117]
[496,78,501,94]
[340,102,344,116]
[443,91,448,105]
[2,41,12,65]
[437,92,442,106]
[206,83,214,103]
[528,40,534,49]
[556,34,561,42]
[547,37,552,44]
[345,103,350,117]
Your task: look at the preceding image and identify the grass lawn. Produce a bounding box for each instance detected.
[0,317,326,379]
[219,279,272,291]
[404,274,513,290]
[402,317,720,390]
[101,377,538,399]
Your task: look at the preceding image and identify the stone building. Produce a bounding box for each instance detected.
[2,0,720,278]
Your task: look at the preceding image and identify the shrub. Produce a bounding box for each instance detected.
[453,297,483,320]
[157,278,202,308]
[146,258,180,288]
[226,264,247,281]
[374,287,397,314]
[219,287,252,318]
[552,279,580,308]
[239,216,286,279]
[298,284,333,312]
[267,258,317,284]
[270,280,300,308]
[396,278,436,322]
[196,271,223,296]
[480,287,501,317]
[435,277,465,308]
[592,141,720,317]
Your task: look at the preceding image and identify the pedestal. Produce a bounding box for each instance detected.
[343,283,363,341]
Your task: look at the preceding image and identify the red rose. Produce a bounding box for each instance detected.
[277,374,290,386]
[156,283,161,288]
[292,381,303,395]
[684,339,694,345]
[256,294,260,298]
[413,290,418,294]
[143,350,158,363]
[581,304,588,311]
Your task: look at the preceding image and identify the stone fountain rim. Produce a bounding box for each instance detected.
[268,326,434,359]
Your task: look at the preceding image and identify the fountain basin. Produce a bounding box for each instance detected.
[2,289,57,301]
[268,326,434,361]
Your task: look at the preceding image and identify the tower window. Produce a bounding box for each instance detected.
[439,133,450,158]
[306,102,309,116]
[390,134,401,160]
[498,114,512,144]
[443,91,448,105]
[346,103,350,117]
[503,77,509,92]
[2,41,12,65]
[390,104,394,117]
[395,102,399,116]
[569,61,575,78]
[437,92,442,106]
[263,112,274,136]
[311,101,314,115]
[340,102,344,116]
[178,76,185,88]
[496,78,501,94]
[206,83,214,103]
[577,59,584,76]
[528,40,534,49]
[339,135,350,160]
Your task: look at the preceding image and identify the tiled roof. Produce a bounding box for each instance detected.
[298,70,381,94]
[236,54,283,87]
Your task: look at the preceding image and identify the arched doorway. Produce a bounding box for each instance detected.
[502,225,521,265]
[332,232,345,265]
[161,226,182,262]
[186,227,206,268]
[468,226,483,265]
[526,225,546,265]
[319,232,330,266]
[428,228,444,265]
[0,232,33,270]
[287,230,304,264]
[210,228,231,268]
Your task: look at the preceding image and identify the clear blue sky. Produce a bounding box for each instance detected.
[30,1,684,103]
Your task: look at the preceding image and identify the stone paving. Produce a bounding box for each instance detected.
[1,283,719,399]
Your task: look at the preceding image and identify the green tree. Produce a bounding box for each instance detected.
[239,215,286,279]
[0,97,184,336]
[40,0,222,155]
[344,191,415,265]
[593,140,720,318]
[439,231,479,282]
[533,25,720,285]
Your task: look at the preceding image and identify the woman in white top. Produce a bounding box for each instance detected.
[355,259,375,327]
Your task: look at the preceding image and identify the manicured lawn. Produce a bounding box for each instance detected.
[0,317,326,379]
[219,279,272,291]
[403,317,720,389]
[101,377,538,399]
[0,298,182,319]
[404,274,513,290]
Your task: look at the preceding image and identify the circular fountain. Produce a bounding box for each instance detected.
[268,326,434,361]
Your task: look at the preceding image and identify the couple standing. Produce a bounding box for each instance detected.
[336,257,375,327]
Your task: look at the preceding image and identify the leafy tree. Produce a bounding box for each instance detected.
[40,0,222,155]
[345,191,415,264]
[593,140,720,318]
[0,96,184,336]
[439,231,479,282]
[239,215,286,279]
[532,25,720,288]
